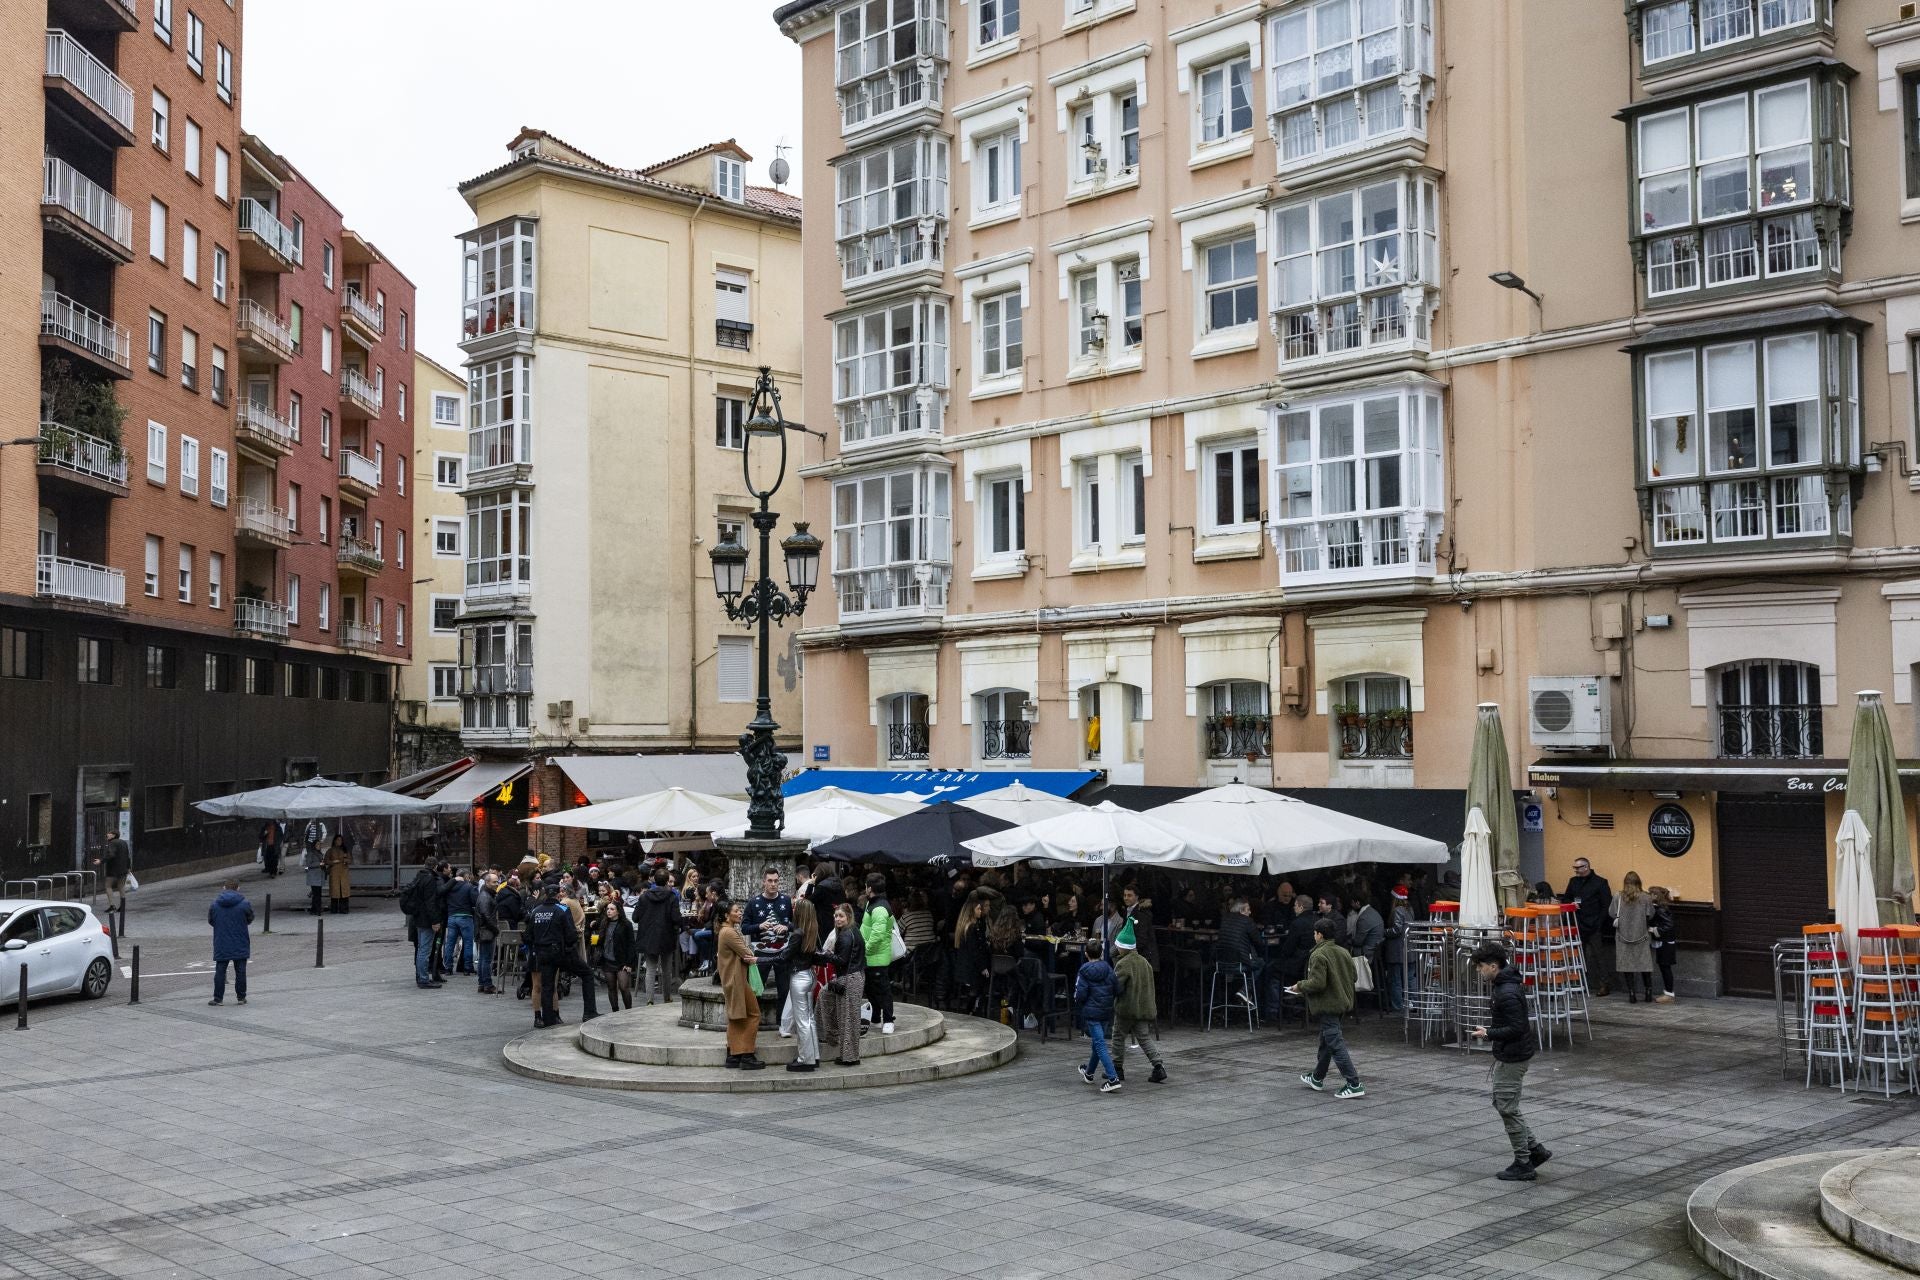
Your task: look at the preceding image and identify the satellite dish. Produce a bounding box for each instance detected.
[770,144,792,189]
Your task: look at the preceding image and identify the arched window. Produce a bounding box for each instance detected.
[976,688,1031,760]
[1716,659,1820,758]
[1203,681,1270,760]
[1333,674,1411,760]
[881,692,929,761]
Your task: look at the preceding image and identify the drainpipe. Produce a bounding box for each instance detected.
[686,195,707,751]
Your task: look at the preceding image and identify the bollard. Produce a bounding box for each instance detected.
[315,918,324,968]
[118,899,127,941]
[263,894,272,935]
[14,963,25,1029]
[110,913,119,960]
[129,945,140,1005]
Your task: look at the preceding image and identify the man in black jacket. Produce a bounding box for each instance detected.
[401,864,445,989]
[631,867,682,1005]
[1470,942,1551,1182]
[1560,857,1613,997]
[525,884,598,1028]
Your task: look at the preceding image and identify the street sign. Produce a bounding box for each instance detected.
[1521,802,1544,833]
[812,744,830,762]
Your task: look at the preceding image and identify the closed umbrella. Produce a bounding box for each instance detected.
[1146,783,1447,875]
[523,786,741,833]
[814,801,1014,867]
[1844,691,1915,925]
[1459,806,1499,929]
[1835,809,1879,961]
[957,781,1084,825]
[195,777,435,820]
[1465,703,1523,909]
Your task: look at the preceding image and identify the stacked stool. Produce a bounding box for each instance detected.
[1853,926,1918,1097]
[1802,923,1852,1090]
[1402,902,1456,1045]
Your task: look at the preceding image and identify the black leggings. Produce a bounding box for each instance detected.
[867,963,893,1024]
[1656,946,1676,995]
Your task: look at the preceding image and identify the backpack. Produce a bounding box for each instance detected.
[399,876,426,918]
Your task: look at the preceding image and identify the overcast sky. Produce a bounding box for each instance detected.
[242,0,806,374]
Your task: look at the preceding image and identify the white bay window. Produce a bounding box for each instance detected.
[833,466,952,619]
[460,217,536,347]
[465,489,532,599]
[835,295,949,445]
[1634,0,1824,72]
[1268,0,1434,171]
[467,355,532,472]
[1274,174,1437,365]
[836,133,949,286]
[836,0,949,134]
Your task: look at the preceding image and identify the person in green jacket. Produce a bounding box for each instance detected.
[1289,917,1365,1099]
[1111,920,1167,1084]
[859,872,898,1034]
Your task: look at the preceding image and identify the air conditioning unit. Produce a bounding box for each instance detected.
[1528,676,1611,750]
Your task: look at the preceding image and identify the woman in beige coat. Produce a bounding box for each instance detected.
[715,902,765,1070]
[323,835,352,914]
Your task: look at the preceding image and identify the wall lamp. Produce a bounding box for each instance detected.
[1489,271,1543,305]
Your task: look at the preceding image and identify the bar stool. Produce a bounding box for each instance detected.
[1803,923,1852,1090]
[1205,961,1258,1031]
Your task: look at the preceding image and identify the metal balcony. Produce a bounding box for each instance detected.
[40,289,130,378]
[336,449,379,500]
[339,368,381,419]
[1718,705,1823,760]
[1204,714,1272,761]
[47,0,138,33]
[234,401,294,457]
[336,535,384,576]
[1336,712,1413,761]
[44,30,134,146]
[339,288,385,345]
[833,563,949,623]
[237,197,299,272]
[234,498,293,549]
[341,621,381,653]
[235,298,294,364]
[37,421,127,496]
[35,553,124,607]
[886,721,931,761]
[980,719,1032,761]
[233,597,289,641]
[42,156,132,263]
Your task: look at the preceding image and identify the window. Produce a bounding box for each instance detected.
[184,118,201,177]
[835,136,949,284]
[26,794,51,847]
[180,328,198,392]
[177,545,193,602]
[77,638,112,685]
[1,627,45,680]
[397,384,407,422]
[1639,0,1818,68]
[374,443,385,480]
[833,0,945,132]
[715,268,752,349]
[211,246,228,302]
[179,436,199,496]
[147,311,166,373]
[716,395,747,450]
[209,447,228,507]
[287,574,300,623]
[287,482,301,533]
[718,518,744,547]
[468,356,532,470]
[977,689,1032,760]
[373,519,384,556]
[245,656,272,695]
[399,311,409,349]
[319,410,330,457]
[435,456,462,489]
[146,422,166,485]
[319,496,331,544]
[1640,328,1861,551]
[1202,235,1260,334]
[978,292,1023,383]
[1269,0,1432,167]
[396,604,407,647]
[208,551,223,608]
[186,10,203,70]
[715,155,744,202]
[979,0,1018,45]
[144,535,161,596]
[434,518,462,557]
[320,325,333,374]
[1205,681,1271,759]
[321,242,335,289]
[149,199,167,261]
[1906,70,1920,201]
[1197,56,1254,145]
[460,217,536,340]
[146,785,185,830]
[216,44,232,102]
[717,635,753,701]
[288,301,301,350]
[432,596,461,633]
[205,652,234,693]
[154,0,172,41]
[1334,674,1412,759]
[1073,453,1147,555]
[213,145,229,200]
[981,472,1026,561]
[151,90,169,151]
[883,693,931,760]
[146,644,178,689]
[285,392,301,442]
[1275,176,1439,363]
[209,346,226,405]
[459,621,534,731]
[830,466,952,616]
[1205,439,1262,533]
[465,490,532,592]
[1716,659,1821,757]
[835,296,949,443]
[1274,385,1446,585]
[1067,81,1144,192]
[434,393,460,426]
[975,128,1021,219]
[1632,77,1847,299]
[430,664,459,701]
[318,584,330,631]
[1123,452,1146,542]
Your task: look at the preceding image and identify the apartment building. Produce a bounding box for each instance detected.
[451,131,804,862]
[776,0,1920,994]
[398,351,467,771]
[0,0,413,883]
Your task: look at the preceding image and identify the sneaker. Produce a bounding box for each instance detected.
[1149,1065,1168,1084]
[779,1030,793,1038]
[1496,1160,1537,1182]
[1078,1065,1096,1085]
[1300,1074,1324,1092]
[237,998,247,1005]
[881,1021,895,1034]
[207,999,223,1006]
[1334,1084,1366,1100]
[1529,1143,1553,1168]
[1099,1078,1123,1093]
[1654,993,1675,1004]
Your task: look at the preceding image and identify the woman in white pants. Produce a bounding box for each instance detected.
[779,899,823,1073]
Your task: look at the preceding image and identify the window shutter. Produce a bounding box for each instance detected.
[717,635,753,702]
[715,270,751,323]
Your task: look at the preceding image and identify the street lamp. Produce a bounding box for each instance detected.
[707,366,820,840]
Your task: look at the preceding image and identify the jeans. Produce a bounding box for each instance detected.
[1491,1059,1536,1158]
[443,914,475,972]
[414,927,438,985]
[214,958,246,1002]
[1313,1013,1359,1086]
[641,951,676,1005]
[1383,957,1406,1012]
[694,929,716,970]
[476,938,494,989]
[1083,1019,1119,1082]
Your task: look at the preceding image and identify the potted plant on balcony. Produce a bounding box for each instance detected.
[1333,702,1364,728]
[40,357,126,457]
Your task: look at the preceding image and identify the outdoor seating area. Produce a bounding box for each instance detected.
[1775,921,1920,1095]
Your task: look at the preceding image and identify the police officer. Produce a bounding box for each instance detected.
[526,884,598,1028]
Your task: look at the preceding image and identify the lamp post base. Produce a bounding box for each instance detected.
[714,836,814,901]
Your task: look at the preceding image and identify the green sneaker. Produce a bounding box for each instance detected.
[1334,1083,1366,1099]
[1300,1073,1324,1091]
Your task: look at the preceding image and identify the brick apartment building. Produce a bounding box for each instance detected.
[1,0,414,882]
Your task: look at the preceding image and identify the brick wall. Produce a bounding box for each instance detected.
[0,7,44,598]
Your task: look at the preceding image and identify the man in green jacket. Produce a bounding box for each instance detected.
[859,872,897,1034]
[1289,917,1365,1099]
[1111,920,1167,1084]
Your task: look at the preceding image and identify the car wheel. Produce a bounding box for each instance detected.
[82,957,111,999]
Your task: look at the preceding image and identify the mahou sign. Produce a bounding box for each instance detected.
[1648,803,1694,857]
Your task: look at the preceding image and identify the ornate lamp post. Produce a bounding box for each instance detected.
[708,367,820,841]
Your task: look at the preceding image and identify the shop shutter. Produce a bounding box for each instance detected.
[1716,793,1828,996]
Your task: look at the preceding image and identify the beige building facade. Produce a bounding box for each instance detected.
[777,0,1920,993]
[397,352,466,766]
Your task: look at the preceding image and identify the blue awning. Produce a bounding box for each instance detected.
[783,769,1100,803]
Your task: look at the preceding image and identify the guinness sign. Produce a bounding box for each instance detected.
[1648,803,1694,858]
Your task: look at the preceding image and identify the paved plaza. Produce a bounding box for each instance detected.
[4,867,1918,1280]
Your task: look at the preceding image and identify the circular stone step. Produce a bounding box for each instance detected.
[503,1011,1017,1093]
[579,1002,943,1066]
[1687,1150,1901,1280]
[678,978,776,1030]
[1820,1150,1920,1274]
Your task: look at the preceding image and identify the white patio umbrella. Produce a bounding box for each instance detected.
[523,787,742,834]
[710,792,902,847]
[785,785,923,818]
[195,776,436,820]
[962,800,1250,870]
[1147,783,1448,875]
[1835,809,1880,961]
[957,781,1085,825]
[1458,806,1499,929]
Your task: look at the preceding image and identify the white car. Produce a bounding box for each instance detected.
[0,900,114,1005]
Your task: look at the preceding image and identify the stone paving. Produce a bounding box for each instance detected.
[4,864,1918,1279]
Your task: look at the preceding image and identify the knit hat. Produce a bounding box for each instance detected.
[1113,918,1138,951]
[1391,886,1409,901]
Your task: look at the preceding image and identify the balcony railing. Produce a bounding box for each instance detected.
[37,421,126,487]
[40,290,130,371]
[337,448,379,491]
[838,388,944,446]
[336,535,384,574]
[834,563,949,617]
[886,721,930,761]
[42,156,132,252]
[35,553,124,607]
[341,621,381,652]
[341,288,385,337]
[1718,705,1823,759]
[980,719,1032,761]
[238,197,300,267]
[235,298,295,361]
[233,597,289,640]
[235,497,293,544]
[234,401,294,452]
[839,220,945,286]
[1337,711,1413,761]
[1277,512,1439,584]
[45,30,134,133]
[1205,714,1272,761]
[339,368,381,416]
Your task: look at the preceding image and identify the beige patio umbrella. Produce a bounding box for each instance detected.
[1459,807,1499,929]
[1834,810,1879,961]
[1844,691,1915,924]
[1465,702,1523,909]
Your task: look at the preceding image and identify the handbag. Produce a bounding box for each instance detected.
[890,919,908,962]
[125,872,139,892]
[747,962,765,998]
[1352,954,1375,992]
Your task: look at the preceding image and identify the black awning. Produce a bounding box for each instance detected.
[1526,757,1920,796]
[1092,784,1471,848]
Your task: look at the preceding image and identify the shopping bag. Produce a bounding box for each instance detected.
[125,872,140,892]
[890,919,907,962]
[747,962,765,998]
[1352,954,1374,992]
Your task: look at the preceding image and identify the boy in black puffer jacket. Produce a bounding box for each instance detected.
[1470,941,1552,1182]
